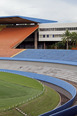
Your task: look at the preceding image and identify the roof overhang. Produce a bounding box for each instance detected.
[0,16,57,24]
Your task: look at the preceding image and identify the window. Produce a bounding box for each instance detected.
[47,35,49,38]
[40,27,77,31]
[53,35,54,38]
[43,35,45,38]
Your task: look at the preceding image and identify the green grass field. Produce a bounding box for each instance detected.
[0,72,60,116]
[0,72,43,111]
[19,85,60,116]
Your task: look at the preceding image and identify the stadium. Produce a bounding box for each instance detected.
[0,16,77,116]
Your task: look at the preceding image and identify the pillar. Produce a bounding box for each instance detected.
[44,42,46,49]
[34,30,38,49]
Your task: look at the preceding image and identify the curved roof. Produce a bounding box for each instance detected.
[0,16,57,24]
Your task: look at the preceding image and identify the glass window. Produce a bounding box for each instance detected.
[53,35,54,38]
[40,27,77,31]
[43,35,45,38]
[47,35,49,38]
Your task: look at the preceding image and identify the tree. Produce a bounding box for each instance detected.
[70,32,77,47]
[62,30,71,49]
[56,41,65,49]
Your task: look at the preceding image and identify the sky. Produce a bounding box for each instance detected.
[0,0,77,23]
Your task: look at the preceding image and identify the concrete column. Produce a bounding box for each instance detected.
[44,42,46,49]
[34,31,38,49]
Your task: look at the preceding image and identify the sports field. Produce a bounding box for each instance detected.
[0,72,43,111]
[0,72,60,116]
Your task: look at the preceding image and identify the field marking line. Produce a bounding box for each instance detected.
[16,107,27,116]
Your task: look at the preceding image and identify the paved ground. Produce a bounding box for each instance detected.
[0,60,77,83]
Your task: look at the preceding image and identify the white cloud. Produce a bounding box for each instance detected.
[0,0,77,22]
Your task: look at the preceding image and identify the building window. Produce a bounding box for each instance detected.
[43,35,45,38]
[53,35,54,38]
[47,35,49,38]
[40,27,77,31]
[39,34,63,38]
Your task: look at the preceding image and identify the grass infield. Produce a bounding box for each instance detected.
[0,72,43,111]
[19,85,60,116]
[0,72,60,116]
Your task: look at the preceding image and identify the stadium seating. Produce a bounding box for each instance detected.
[0,26,38,49]
[0,26,38,57]
[0,49,25,57]
[0,16,77,116]
[13,49,77,62]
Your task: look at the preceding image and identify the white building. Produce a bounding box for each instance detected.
[39,23,77,48]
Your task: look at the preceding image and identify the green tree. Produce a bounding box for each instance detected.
[56,41,65,49]
[70,32,77,47]
[62,30,71,49]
